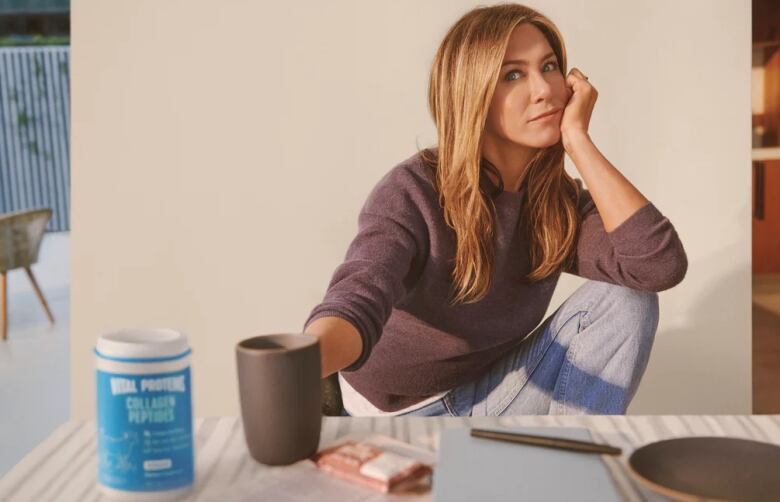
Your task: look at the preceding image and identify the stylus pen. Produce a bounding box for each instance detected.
[470,428,623,455]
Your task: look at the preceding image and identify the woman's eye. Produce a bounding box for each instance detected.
[505,61,558,81]
[505,70,522,81]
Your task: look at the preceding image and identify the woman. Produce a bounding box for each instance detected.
[303,4,687,416]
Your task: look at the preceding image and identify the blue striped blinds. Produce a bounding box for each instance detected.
[0,46,70,231]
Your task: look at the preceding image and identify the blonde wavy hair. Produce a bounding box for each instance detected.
[417,3,581,306]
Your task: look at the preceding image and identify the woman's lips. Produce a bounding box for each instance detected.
[528,109,561,122]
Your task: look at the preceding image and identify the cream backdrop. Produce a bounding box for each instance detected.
[71,0,750,418]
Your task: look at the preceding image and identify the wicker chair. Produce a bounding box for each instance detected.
[0,208,55,340]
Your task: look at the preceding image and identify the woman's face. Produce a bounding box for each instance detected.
[484,23,569,150]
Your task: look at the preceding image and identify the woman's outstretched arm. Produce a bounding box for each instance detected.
[304,316,362,379]
[301,165,429,378]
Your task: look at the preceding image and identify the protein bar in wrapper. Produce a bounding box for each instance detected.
[309,440,433,493]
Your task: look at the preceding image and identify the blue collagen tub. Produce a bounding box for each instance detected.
[95,328,194,501]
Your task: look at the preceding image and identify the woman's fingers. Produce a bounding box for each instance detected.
[570,67,589,81]
[567,67,597,98]
[560,67,598,138]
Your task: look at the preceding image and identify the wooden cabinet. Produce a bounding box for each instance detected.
[752,0,780,415]
[753,0,780,45]
[752,0,780,272]
[753,159,780,273]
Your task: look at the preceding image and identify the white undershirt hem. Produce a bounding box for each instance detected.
[338,373,449,417]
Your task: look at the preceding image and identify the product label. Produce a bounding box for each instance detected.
[97,368,194,492]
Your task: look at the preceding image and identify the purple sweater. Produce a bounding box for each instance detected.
[303,149,687,412]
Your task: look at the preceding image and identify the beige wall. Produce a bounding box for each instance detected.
[71,0,751,418]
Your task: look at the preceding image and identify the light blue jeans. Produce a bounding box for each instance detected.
[341,279,659,416]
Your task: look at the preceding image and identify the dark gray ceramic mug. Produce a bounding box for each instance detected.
[236,333,321,465]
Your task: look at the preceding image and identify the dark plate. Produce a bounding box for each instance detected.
[627,436,780,502]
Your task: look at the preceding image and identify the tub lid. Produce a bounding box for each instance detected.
[96,328,189,360]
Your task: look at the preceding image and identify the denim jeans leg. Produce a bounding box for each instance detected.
[466,279,659,416]
[439,310,563,417]
[547,281,658,414]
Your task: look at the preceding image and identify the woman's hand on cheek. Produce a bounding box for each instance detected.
[560,67,597,151]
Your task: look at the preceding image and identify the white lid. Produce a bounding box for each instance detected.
[96,328,189,360]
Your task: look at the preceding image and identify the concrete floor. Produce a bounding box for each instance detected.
[0,232,69,477]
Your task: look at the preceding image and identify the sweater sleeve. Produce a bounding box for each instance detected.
[563,178,688,292]
[302,168,427,372]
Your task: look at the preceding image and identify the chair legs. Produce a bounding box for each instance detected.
[0,268,55,341]
[1,272,6,341]
[24,267,55,324]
